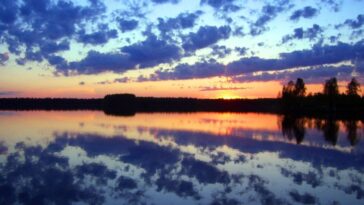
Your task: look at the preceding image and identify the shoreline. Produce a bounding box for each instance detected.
[0,93,363,120]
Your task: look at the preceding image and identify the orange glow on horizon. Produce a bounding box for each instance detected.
[2,73,360,99]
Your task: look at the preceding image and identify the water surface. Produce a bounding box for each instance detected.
[0,111,363,205]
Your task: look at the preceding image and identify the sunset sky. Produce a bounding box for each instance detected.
[0,0,363,99]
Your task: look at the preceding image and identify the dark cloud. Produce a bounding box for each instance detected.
[0,0,107,65]
[182,25,231,52]
[145,41,364,81]
[59,51,133,75]
[232,65,355,83]
[39,40,70,54]
[121,34,182,68]
[200,0,240,11]
[210,45,232,58]
[351,29,364,40]
[234,47,248,56]
[289,191,316,204]
[320,0,343,12]
[200,0,241,13]
[290,6,318,21]
[117,175,137,191]
[47,55,68,68]
[97,77,129,85]
[342,14,364,29]
[329,35,341,43]
[0,52,9,65]
[151,0,181,4]
[282,24,323,44]
[56,34,182,75]
[199,86,247,91]
[0,0,361,80]
[77,25,118,45]
[149,59,224,80]
[75,162,117,181]
[0,91,20,96]
[157,11,202,34]
[114,77,130,83]
[228,41,364,75]
[118,19,139,32]
[0,1,18,25]
[250,0,293,36]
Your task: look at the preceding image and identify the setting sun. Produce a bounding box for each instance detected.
[218,93,241,99]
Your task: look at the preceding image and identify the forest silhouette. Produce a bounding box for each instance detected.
[0,77,363,119]
[280,77,363,118]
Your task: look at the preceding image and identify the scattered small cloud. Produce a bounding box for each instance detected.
[290,6,318,21]
[0,52,9,65]
[199,86,248,91]
[281,24,323,44]
[0,91,20,96]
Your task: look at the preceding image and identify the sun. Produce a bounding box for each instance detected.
[218,93,241,99]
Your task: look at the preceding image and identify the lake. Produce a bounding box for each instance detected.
[0,111,363,205]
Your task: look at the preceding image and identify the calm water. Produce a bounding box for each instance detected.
[0,111,363,205]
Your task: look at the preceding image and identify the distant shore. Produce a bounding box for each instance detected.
[0,93,363,119]
[0,94,280,113]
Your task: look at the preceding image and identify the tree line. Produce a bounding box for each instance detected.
[281,77,364,117]
[282,77,361,98]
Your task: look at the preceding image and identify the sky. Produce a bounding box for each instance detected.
[0,0,363,99]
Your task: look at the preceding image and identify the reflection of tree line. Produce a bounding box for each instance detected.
[279,115,363,146]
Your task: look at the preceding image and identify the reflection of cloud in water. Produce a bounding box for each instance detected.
[0,111,364,204]
[0,130,363,204]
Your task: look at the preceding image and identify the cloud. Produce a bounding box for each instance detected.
[320,0,343,12]
[232,65,356,83]
[118,19,139,32]
[149,59,225,80]
[0,0,362,81]
[228,41,364,75]
[282,24,323,44]
[121,34,182,68]
[0,1,18,25]
[290,6,318,21]
[114,77,130,83]
[234,47,248,56]
[0,91,20,96]
[77,24,118,45]
[55,34,182,75]
[210,45,232,58]
[151,0,181,4]
[199,86,247,91]
[182,25,231,52]
[157,11,202,34]
[144,41,364,81]
[342,14,364,29]
[289,191,316,204]
[39,40,70,54]
[58,51,133,75]
[97,77,130,85]
[250,0,293,36]
[0,52,9,65]
[200,0,241,12]
[0,0,107,65]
